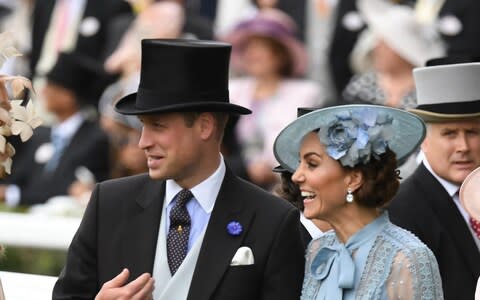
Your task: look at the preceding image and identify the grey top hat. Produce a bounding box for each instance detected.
[274,104,426,172]
[409,62,480,122]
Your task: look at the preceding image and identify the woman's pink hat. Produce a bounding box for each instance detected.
[460,166,480,220]
[221,8,307,76]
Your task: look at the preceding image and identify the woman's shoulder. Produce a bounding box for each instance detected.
[228,77,255,105]
[228,77,253,89]
[381,222,433,255]
[279,79,323,106]
[281,79,321,93]
[342,71,380,104]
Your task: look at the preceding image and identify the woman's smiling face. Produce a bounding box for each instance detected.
[292,132,352,220]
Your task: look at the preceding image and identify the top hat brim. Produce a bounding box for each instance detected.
[272,165,289,173]
[115,92,252,115]
[274,104,426,172]
[407,108,480,123]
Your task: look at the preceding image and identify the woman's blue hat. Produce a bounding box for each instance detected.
[274,104,426,171]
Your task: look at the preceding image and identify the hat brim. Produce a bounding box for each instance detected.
[407,108,480,123]
[115,92,252,115]
[272,165,289,173]
[460,166,480,220]
[357,0,445,67]
[274,104,426,172]
[225,28,307,76]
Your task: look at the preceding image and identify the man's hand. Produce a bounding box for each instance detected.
[95,268,154,300]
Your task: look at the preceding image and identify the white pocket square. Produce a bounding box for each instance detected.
[230,246,255,266]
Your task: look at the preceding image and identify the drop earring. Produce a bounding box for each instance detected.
[346,188,354,203]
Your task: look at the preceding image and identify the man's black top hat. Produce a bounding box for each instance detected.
[115,39,251,115]
[46,52,114,105]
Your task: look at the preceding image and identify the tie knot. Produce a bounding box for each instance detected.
[175,189,193,207]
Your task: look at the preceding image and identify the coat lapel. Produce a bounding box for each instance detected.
[122,177,166,280]
[415,164,480,277]
[187,170,255,300]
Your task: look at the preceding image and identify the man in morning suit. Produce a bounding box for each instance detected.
[30,0,132,79]
[52,39,305,299]
[0,52,111,206]
[388,60,480,300]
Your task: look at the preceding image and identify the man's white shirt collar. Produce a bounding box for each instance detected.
[422,158,459,198]
[51,112,84,140]
[165,155,226,213]
[300,213,324,240]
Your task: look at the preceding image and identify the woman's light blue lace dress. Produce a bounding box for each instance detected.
[301,213,443,299]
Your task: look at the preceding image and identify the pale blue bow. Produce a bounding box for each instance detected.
[308,213,389,299]
[310,240,357,289]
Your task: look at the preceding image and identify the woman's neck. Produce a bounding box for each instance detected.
[327,207,380,244]
[253,75,281,100]
[377,70,414,108]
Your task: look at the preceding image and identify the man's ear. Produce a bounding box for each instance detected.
[197,112,215,140]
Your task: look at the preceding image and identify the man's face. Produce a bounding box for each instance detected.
[138,112,204,187]
[42,83,77,115]
[422,119,480,185]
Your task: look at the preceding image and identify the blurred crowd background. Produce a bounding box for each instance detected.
[0,0,479,275]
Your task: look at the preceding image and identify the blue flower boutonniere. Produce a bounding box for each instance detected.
[227,221,243,236]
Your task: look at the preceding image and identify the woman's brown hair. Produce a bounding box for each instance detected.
[350,148,400,208]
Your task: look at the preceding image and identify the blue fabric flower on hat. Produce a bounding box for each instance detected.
[227,221,243,236]
[318,108,394,167]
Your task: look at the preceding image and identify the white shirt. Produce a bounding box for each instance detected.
[300,213,324,240]
[164,155,226,252]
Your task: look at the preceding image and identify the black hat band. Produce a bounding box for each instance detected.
[416,99,480,114]
[135,87,230,109]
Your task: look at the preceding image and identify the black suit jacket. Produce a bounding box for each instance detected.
[388,163,480,300]
[8,120,110,206]
[52,169,305,299]
[30,0,132,77]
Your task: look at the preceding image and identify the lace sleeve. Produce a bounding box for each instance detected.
[305,238,323,268]
[386,248,443,299]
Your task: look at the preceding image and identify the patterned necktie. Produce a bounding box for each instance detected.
[167,189,193,275]
[470,217,480,239]
[453,189,480,239]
